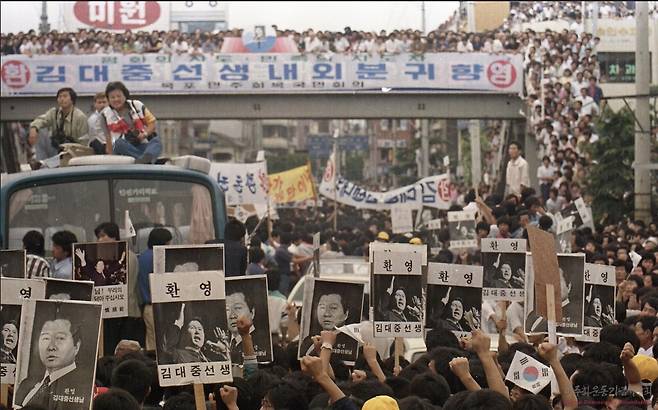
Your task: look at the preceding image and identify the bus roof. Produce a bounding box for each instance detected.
[1,164,216,192]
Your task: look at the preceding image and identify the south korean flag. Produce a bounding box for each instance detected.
[505,351,553,394]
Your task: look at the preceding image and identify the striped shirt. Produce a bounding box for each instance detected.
[26,254,51,278]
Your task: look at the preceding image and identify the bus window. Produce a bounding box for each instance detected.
[113,179,216,253]
[7,180,111,253]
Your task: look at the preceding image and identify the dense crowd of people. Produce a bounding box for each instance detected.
[2,1,658,409]
[3,1,655,58]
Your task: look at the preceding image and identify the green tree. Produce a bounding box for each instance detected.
[266,152,309,174]
[344,152,365,181]
[587,107,635,223]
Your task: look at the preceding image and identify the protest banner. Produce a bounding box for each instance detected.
[151,271,232,386]
[0,250,26,278]
[0,278,45,385]
[579,264,615,342]
[426,263,483,339]
[1,53,523,96]
[298,277,365,365]
[319,172,454,211]
[481,239,527,301]
[268,164,316,204]
[225,275,273,364]
[391,205,415,234]
[153,244,225,274]
[505,351,553,394]
[370,244,424,338]
[13,300,101,410]
[44,278,94,301]
[73,241,128,319]
[448,210,477,249]
[209,161,269,206]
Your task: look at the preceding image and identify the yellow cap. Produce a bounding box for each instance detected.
[409,237,422,245]
[363,395,399,410]
[377,231,390,241]
[631,355,658,382]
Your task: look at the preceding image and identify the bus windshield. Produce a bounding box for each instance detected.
[7,178,216,254]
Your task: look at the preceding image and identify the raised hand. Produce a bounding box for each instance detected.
[174,303,185,328]
[321,330,337,346]
[538,342,558,364]
[449,357,471,378]
[301,355,325,379]
[219,385,238,409]
[363,343,378,363]
[470,330,491,354]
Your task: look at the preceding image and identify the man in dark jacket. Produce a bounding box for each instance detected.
[224,219,248,277]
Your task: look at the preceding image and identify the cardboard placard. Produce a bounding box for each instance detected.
[527,227,561,322]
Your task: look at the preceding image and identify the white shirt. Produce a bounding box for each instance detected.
[51,257,72,280]
[578,95,599,117]
[537,164,556,183]
[21,362,77,406]
[506,156,530,196]
[173,40,189,54]
[334,37,350,53]
[87,111,107,144]
[638,345,654,357]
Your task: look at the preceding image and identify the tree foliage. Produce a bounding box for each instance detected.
[587,107,635,223]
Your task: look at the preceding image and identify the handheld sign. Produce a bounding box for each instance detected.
[0,278,45,384]
[426,263,483,339]
[371,243,425,338]
[526,227,561,321]
[579,264,616,342]
[73,241,128,319]
[298,277,365,365]
[151,271,232,386]
[225,275,273,364]
[448,211,477,249]
[0,250,26,278]
[13,300,102,410]
[154,244,225,274]
[481,238,527,301]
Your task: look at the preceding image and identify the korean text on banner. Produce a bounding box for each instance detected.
[319,173,454,210]
[1,53,524,96]
[268,165,316,204]
[209,162,269,206]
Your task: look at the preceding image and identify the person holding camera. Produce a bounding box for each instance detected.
[100,81,161,164]
[28,87,89,168]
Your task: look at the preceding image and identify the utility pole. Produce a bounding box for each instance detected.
[421,1,426,34]
[421,119,430,177]
[469,120,481,187]
[39,1,50,34]
[591,2,599,36]
[634,1,651,222]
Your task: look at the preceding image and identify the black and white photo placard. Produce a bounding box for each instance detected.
[151,270,232,386]
[0,278,45,384]
[298,277,365,365]
[153,244,225,274]
[481,238,527,301]
[44,278,94,301]
[448,210,477,249]
[371,244,424,338]
[13,299,101,410]
[426,263,483,339]
[580,263,615,342]
[73,241,128,319]
[225,275,273,365]
[524,253,585,336]
[0,249,26,278]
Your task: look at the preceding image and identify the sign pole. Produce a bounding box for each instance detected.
[546,284,557,345]
[0,383,9,407]
[98,321,104,358]
[193,383,206,410]
[394,337,403,374]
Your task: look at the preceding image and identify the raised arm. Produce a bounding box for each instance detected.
[449,357,481,391]
[471,330,509,399]
[538,342,577,410]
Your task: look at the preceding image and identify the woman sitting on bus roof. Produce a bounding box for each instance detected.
[100,81,162,164]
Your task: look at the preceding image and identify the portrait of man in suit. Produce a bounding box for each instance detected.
[15,310,90,409]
